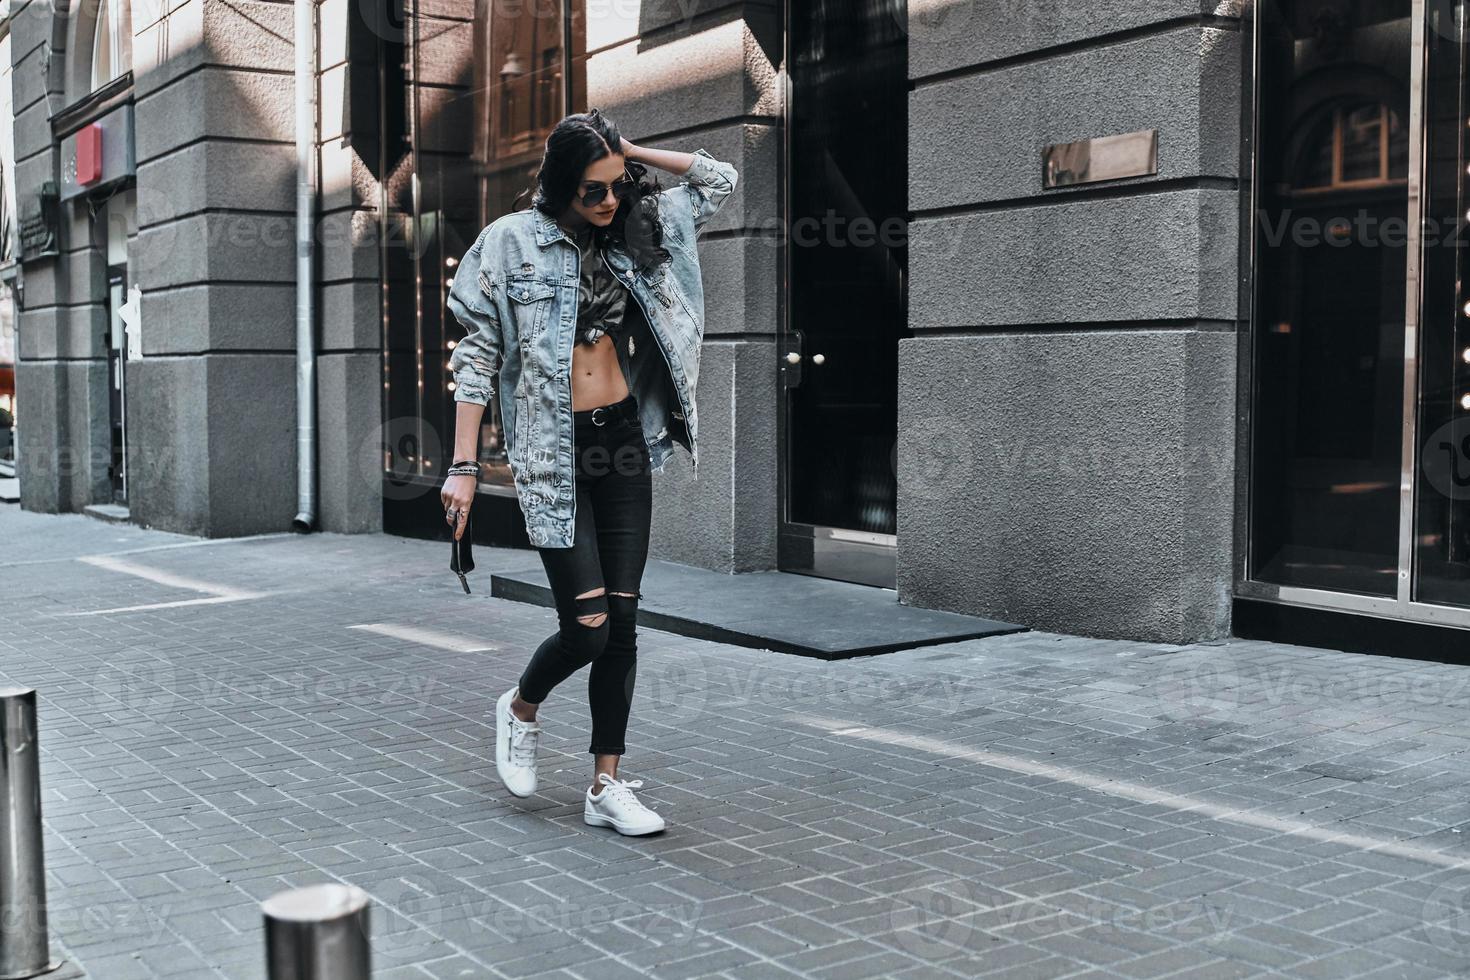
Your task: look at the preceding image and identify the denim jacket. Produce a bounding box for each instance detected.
[446,148,739,548]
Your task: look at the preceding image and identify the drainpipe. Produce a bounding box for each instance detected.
[292,0,318,533]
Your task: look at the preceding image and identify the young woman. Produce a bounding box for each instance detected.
[439,109,738,835]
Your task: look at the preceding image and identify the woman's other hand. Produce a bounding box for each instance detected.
[441,474,476,541]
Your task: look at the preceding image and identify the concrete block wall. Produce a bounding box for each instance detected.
[10,0,112,513]
[315,0,384,534]
[127,0,301,536]
[898,6,1244,643]
[590,1,781,572]
[10,0,780,550]
[9,0,376,536]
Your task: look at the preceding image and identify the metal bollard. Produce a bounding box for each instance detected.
[262,884,371,980]
[0,687,61,980]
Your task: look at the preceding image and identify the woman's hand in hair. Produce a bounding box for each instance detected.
[621,140,697,179]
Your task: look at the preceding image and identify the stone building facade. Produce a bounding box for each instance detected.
[8,0,1468,653]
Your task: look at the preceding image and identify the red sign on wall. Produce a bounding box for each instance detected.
[76,124,103,186]
[59,104,134,202]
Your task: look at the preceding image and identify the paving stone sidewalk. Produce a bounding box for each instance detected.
[3,502,1470,979]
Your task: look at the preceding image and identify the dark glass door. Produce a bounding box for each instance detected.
[780,0,907,588]
[1249,0,1412,596]
[106,264,127,504]
[1249,0,1470,622]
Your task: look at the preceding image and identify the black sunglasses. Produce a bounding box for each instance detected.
[577,170,637,208]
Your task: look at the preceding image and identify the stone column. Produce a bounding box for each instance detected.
[899,7,1243,643]
[10,0,111,513]
[590,0,781,572]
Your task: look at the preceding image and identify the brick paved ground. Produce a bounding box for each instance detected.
[3,502,1470,979]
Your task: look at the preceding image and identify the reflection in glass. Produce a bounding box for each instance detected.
[1297,112,1337,189]
[381,0,584,492]
[1250,0,1410,595]
[1340,104,1385,182]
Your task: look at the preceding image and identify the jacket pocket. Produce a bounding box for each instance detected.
[505,279,556,304]
[505,278,558,341]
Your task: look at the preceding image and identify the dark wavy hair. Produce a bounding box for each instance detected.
[516,108,670,272]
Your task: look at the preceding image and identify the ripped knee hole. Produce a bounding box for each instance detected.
[575,587,608,628]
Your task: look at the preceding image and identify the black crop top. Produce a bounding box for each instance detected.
[571,225,629,347]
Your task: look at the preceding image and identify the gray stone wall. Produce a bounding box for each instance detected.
[7,1,1253,649]
[127,0,300,536]
[899,8,1244,643]
[11,0,109,513]
[10,0,380,536]
[594,1,781,573]
[315,0,383,534]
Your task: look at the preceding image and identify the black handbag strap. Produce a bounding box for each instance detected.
[450,510,475,594]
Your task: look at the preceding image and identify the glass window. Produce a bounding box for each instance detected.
[0,31,15,425]
[381,0,585,495]
[1413,2,1470,608]
[90,0,132,92]
[1295,112,1337,189]
[1293,102,1407,190]
[1340,104,1384,182]
[0,31,15,266]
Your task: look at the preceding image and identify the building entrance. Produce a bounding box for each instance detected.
[778,0,908,589]
[1246,0,1470,627]
[100,188,134,506]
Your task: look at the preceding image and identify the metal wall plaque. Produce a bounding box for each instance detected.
[19,181,58,260]
[1042,129,1158,189]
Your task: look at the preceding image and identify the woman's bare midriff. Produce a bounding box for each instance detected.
[570,333,631,410]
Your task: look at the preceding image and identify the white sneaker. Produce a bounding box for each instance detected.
[584,772,666,836]
[495,687,540,797]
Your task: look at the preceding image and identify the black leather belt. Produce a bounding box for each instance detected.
[580,396,637,427]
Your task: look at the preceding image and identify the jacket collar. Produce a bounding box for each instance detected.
[532,206,630,267]
[533,207,573,248]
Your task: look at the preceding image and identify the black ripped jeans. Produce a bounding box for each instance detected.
[516,393,653,756]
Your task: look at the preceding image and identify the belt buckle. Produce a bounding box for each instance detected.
[591,406,609,426]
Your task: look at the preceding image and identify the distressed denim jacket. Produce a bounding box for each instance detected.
[446,148,739,548]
